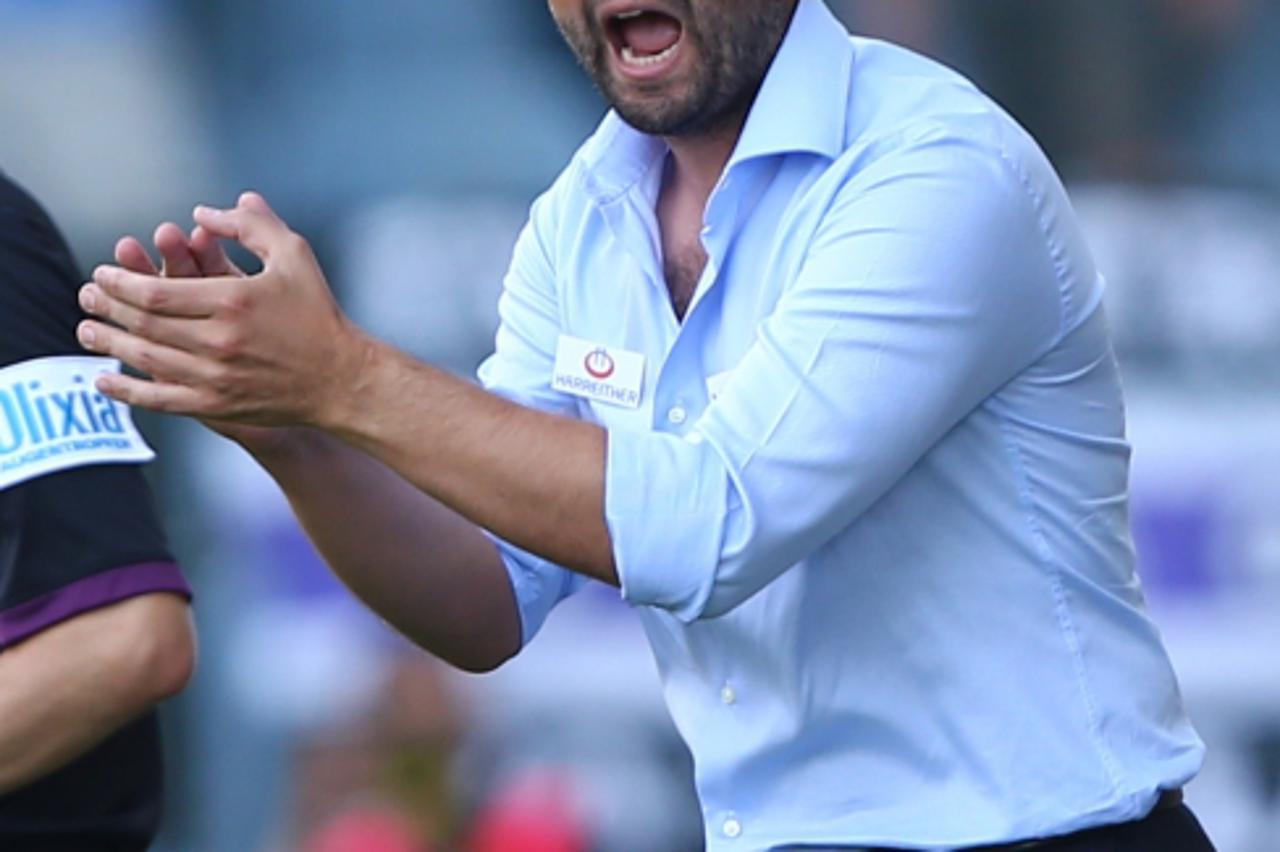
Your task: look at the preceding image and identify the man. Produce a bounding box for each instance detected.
[0,172,195,850]
[78,0,1214,848]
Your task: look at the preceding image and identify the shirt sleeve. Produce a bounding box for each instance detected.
[477,186,590,646]
[0,174,189,650]
[606,125,1068,621]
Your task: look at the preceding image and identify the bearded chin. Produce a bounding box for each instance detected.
[611,92,703,136]
[607,75,750,139]
[562,2,786,139]
[595,55,737,138]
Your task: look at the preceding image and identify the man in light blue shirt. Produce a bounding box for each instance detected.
[78,0,1214,849]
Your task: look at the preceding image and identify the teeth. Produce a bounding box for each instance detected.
[615,10,644,20]
[620,41,679,67]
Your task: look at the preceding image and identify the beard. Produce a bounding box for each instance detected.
[555,0,797,137]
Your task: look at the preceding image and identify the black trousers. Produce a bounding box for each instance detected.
[973,803,1215,851]
[859,801,1216,852]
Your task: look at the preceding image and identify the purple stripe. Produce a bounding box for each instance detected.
[0,561,191,648]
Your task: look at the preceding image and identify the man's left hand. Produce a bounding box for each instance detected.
[77,192,367,427]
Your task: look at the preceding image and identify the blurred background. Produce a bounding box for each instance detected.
[1,0,1278,849]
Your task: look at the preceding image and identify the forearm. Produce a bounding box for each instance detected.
[247,427,522,671]
[80,199,616,596]
[319,339,617,586]
[0,594,192,794]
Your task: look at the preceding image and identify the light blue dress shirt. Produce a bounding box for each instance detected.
[478,1,1204,848]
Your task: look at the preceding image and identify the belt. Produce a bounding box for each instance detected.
[862,788,1185,852]
[961,788,1184,852]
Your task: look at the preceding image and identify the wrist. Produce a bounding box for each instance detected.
[312,322,382,435]
[235,424,322,462]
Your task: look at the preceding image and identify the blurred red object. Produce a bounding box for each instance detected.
[303,804,432,852]
[466,771,590,852]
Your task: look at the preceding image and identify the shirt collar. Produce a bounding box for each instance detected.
[580,0,854,204]
[728,0,853,169]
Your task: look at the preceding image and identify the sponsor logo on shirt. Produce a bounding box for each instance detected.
[553,335,645,409]
[584,348,616,380]
[0,356,155,490]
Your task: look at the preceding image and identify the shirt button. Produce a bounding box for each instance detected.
[720,684,737,705]
[667,405,688,425]
[723,817,742,839]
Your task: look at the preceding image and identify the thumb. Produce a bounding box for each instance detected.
[192,192,291,264]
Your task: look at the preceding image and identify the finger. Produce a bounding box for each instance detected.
[193,191,292,262]
[237,191,278,218]
[114,236,159,276]
[95,370,210,417]
[77,320,217,387]
[154,222,202,278]
[91,265,224,318]
[78,283,207,351]
[190,225,245,278]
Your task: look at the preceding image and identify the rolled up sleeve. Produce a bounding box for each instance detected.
[606,126,1067,621]
[606,428,733,621]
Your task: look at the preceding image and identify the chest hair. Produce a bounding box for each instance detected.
[664,242,708,321]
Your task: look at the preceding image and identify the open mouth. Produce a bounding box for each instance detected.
[601,4,686,76]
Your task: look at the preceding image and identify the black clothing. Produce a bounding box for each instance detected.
[0,172,189,852]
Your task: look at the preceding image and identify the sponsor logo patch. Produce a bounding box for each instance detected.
[552,335,645,409]
[0,356,155,490]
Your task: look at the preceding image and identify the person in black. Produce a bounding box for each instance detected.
[0,172,195,851]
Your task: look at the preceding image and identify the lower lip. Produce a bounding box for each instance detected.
[611,37,684,82]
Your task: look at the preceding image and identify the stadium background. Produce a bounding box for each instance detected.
[1,1,1278,849]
